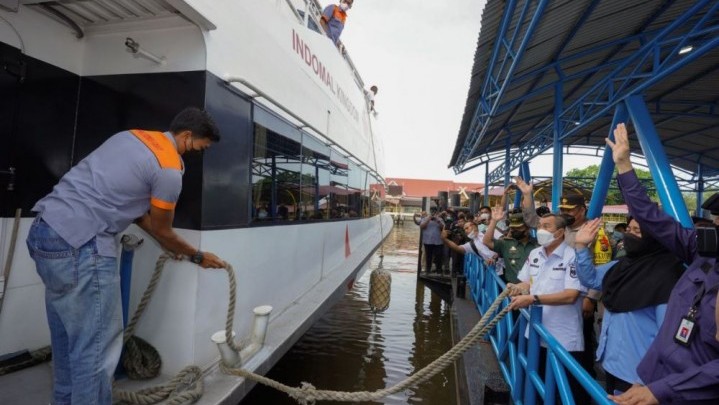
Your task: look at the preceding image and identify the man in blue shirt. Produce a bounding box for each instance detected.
[605,123,719,405]
[27,108,226,405]
[320,0,353,45]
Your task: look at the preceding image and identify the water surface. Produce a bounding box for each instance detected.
[241,223,457,405]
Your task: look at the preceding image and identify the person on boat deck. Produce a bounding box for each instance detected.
[483,208,538,284]
[573,217,683,395]
[320,0,352,46]
[507,213,590,405]
[366,85,378,112]
[26,107,227,405]
[605,123,719,405]
[441,220,497,266]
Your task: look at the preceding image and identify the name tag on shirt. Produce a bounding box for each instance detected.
[674,316,697,346]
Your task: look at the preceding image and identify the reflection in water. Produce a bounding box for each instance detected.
[241,224,457,405]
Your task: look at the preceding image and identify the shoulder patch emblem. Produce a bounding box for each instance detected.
[569,262,577,278]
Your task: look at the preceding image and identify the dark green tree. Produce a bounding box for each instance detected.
[564,165,657,204]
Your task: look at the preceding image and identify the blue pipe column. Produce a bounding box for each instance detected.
[625,95,693,228]
[587,104,628,219]
[552,83,563,213]
[484,161,490,207]
[116,234,143,377]
[523,305,543,405]
[504,136,512,198]
[697,163,704,218]
[119,234,143,327]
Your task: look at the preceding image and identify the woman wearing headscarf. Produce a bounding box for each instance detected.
[573,217,684,394]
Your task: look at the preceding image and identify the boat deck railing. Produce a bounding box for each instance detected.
[284,0,368,92]
[464,254,613,405]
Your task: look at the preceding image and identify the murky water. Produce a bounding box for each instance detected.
[241,223,457,405]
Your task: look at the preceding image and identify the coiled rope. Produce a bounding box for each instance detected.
[114,254,215,405]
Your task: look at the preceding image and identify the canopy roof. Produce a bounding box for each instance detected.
[451,0,719,182]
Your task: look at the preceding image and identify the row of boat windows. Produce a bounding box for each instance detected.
[251,124,382,222]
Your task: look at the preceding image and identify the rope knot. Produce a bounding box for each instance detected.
[290,382,317,405]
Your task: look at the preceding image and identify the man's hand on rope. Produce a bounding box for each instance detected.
[509,294,534,310]
[201,251,227,269]
[505,283,527,297]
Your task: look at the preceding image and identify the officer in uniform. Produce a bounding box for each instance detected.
[483,208,538,283]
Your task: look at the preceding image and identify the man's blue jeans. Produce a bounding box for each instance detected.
[26,217,122,405]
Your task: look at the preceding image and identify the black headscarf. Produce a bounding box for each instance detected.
[601,233,684,312]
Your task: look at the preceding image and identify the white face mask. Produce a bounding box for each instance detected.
[480,213,490,221]
[467,231,477,239]
[339,2,350,11]
[536,229,556,247]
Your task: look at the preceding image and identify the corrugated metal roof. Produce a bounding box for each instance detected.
[23,0,215,32]
[451,0,719,178]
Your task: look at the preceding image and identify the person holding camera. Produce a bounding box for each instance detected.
[440,221,497,265]
[605,123,719,405]
[420,211,444,273]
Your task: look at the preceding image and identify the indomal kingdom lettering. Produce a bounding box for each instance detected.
[292,29,360,122]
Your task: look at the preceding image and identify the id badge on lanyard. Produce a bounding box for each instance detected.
[674,308,698,346]
[674,277,715,347]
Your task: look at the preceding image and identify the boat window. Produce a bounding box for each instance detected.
[252,124,303,222]
[250,122,381,224]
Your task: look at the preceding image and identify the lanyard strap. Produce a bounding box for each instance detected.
[692,280,719,309]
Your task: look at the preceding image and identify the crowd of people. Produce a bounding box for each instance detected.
[419,123,719,404]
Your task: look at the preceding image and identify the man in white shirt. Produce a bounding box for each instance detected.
[507,213,588,404]
[441,221,497,263]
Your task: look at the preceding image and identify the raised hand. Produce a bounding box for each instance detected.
[514,176,533,196]
[491,205,506,222]
[575,218,602,247]
[606,123,633,173]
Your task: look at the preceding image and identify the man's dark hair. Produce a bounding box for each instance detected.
[614,223,627,232]
[480,205,491,212]
[536,206,551,217]
[170,107,220,141]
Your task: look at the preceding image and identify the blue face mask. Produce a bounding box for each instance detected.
[613,231,624,240]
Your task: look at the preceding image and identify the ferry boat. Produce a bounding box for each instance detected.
[0,0,391,403]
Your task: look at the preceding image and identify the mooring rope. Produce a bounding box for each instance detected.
[115,254,511,404]
[221,286,512,404]
[113,254,205,405]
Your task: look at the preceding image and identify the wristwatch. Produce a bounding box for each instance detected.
[190,251,204,264]
[533,295,541,305]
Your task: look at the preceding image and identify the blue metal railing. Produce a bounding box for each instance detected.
[464,254,612,405]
